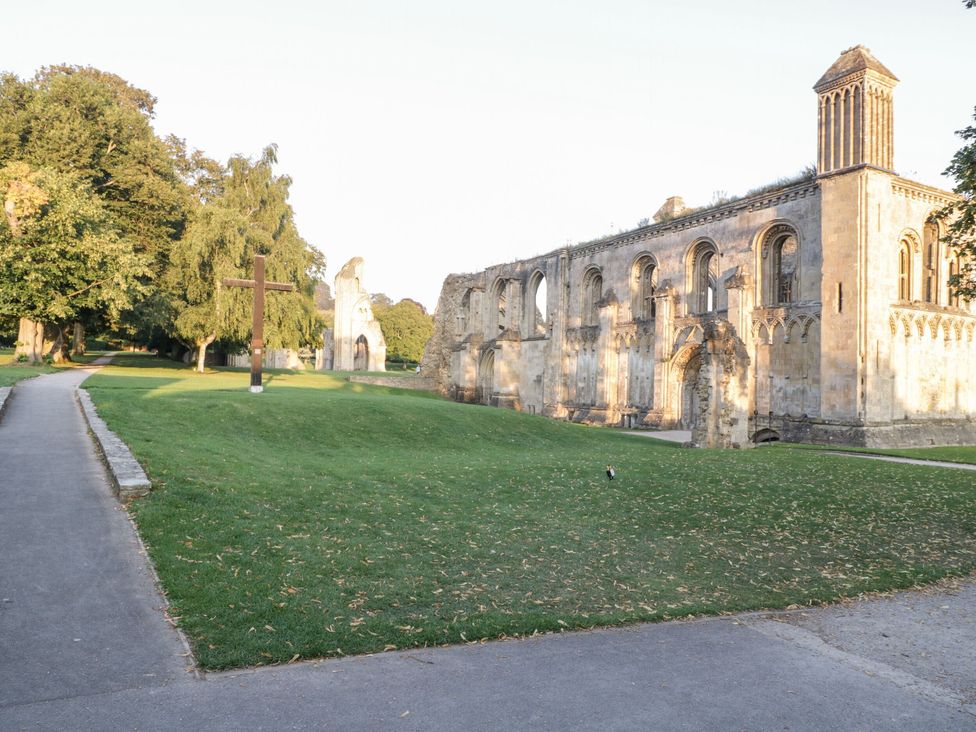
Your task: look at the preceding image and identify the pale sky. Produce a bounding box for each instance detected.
[6,1,974,311]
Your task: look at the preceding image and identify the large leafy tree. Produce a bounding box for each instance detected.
[0,162,148,359]
[0,66,188,359]
[374,299,434,364]
[940,107,976,302]
[168,145,323,372]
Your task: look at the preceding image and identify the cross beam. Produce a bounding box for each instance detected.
[222,255,295,393]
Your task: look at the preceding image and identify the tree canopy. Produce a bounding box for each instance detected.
[0,66,189,359]
[0,64,323,365]
[168,146,323,371]
[939,106,976,302]
[373,299,434,363]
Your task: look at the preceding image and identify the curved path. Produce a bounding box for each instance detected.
[1,363,974,729]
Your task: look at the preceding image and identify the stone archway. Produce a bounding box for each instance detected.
[354,334,369,371]
[478,349,495,405]
[679,350,702,431]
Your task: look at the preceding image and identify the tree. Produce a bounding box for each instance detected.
[0,66,189,360]
[370,292,393,309]
[0,162,148,360]
[374,299,434,364]
[937,106,976,302]
[168,146,322,372]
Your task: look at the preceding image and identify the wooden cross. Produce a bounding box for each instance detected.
[222,255,295,393]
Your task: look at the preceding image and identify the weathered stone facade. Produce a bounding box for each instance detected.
[423,47,976,448]
[333,257,386,372]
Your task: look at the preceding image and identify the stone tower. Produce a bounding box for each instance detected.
[814,45,898,175]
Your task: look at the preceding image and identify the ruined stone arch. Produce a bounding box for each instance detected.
[525,269,548,336]
[581,266,603,327]
[922,219,941,304]
[630,252,658,321]
[489,277,508,335]
[896,230,918,302]
[672,344,703,431]
[686,239,719,314]
[756,221,800,306]
[457,288,473,337]
[478,348,496,404]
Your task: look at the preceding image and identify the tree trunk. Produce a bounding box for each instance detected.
[195,335,216,373]
[15,318,69,364]
[72,322,86,356]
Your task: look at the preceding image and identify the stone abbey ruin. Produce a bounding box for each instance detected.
[422,46,976,448]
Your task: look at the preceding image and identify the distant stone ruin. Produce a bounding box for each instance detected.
[332,257,386,372]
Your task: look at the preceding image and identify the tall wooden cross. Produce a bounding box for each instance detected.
[222,255,295,393]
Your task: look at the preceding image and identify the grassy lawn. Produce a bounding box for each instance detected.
[0,349,58,386]
[780,442,976,466]
[84,355,976,670]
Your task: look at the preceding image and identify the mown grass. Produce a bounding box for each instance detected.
[779,442,976,466]
[83,356,976,670]
[0,348,58,386]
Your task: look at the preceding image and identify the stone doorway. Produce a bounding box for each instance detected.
[679,352,702,431]
[478,349,495,405]
[353,334,369,371]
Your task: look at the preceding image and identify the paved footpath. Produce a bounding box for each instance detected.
[1,365,975,730]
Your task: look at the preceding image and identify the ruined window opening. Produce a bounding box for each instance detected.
[457,289,472,336]
[923,221,939,304]
[761,228,799,306]
[527,271,548,335]
[491,279,507,334]
[948,255,962,308]
[897,242,912,301]
[632,256,657,321]
[582,268,603,327]
[837,282,843,313]
[690,242,718,314]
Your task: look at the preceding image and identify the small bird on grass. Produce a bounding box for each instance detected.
[606,465,616,481]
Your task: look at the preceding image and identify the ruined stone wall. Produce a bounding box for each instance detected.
[333,257,386,372]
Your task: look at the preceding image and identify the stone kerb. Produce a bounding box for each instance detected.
[0,386,11,420]
[76,388,152,500]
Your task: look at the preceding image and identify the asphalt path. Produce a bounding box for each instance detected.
[1,365,974,730]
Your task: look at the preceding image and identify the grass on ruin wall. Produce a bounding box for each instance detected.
[83,354,976,670]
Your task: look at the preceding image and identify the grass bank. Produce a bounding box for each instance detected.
[84,355,976,670]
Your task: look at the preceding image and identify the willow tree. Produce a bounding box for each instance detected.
[0,66,187,359]
[168,146,322,372]
[0,162,148,360]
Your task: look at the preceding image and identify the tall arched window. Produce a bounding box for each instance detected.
[923,222,940,304]
[526,270,548,335]
[689,241,718,314]
[897,241,912,301]
[581,268,603,326]
[760,226,799,306]
[948,254,962,308]
[632,255,657,321]
[490,279,507,334]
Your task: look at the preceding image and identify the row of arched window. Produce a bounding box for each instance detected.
[897,222,963,308]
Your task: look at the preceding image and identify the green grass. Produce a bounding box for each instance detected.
[83,357,976,670]
[778,442,976,466]
[0,349,58,386]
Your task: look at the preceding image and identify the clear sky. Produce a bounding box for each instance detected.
[6,1,974,310]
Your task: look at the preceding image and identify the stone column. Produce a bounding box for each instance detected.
[652,282,676,415]
[693,319,751,448]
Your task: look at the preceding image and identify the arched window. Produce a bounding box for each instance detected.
[760,226,799,306]
[948,254,962,308]
[527,271,548,335]
[581,268,603,326]
[632,255,657,321]
[923,222,940,304]
[490,279,507,334]
[898,241,912,301]
[689,241,718,314]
